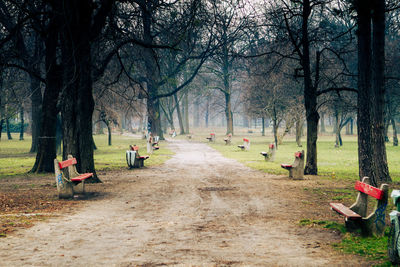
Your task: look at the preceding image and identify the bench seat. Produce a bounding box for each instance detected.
[330,203,362,220]
[281,164,292,168]
[71,173,93,182]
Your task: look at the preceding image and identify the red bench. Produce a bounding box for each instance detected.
[206,133,215,142]
[238,138,250,151]
[330,177,388,236]
[281,150,304,179]
[54,155,93,198]
[130,145,149,168]
[224,134,232,145]
[261,143,276,161]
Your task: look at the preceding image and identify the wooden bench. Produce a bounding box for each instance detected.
[238,138,250,151]
[54,155,93,199]
[152,136,160,150]
[281,150,304,179]
[224,134,232,145]
[206,133,215,142]
[330,177,388,236]
[126,150,136,169]
[129,145,149,168]
[260,143,276,161]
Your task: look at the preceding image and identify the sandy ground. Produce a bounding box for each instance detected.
[0,140,369,266]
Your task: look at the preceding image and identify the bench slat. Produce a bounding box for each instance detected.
[354,181,384,200]
[59,158,78,169]
[330,203,361,219]
[281,164,292,168]
[71,173,93,182]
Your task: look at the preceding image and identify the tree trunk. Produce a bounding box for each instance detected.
[320,112,326,133]
[205,97,209,128]
[59,0,103,182]
[225,92,234,135]
[194,99,200,128]
[142,4,163,140]
[29,74,42,152]
[19,106,24,140]
[30,39,61,173]
[355,1,374,182]
[295,117,303,147]
[371,0,390,185]
[184,90,189,134]
[302,0,319,175]
[262,117,265,136]
[392,118,398,146]
[174,93,184,135]
[273,118,278,150]
[107,123,112,146]
[0,119,3,141]
[335,109,340,147]
[6,118,12,140]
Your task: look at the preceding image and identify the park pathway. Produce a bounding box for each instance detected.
[0,140,367,266]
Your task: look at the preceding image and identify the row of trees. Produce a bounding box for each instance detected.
[0,0,399,186]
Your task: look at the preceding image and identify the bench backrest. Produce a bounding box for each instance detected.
[269,143,275,149]
[354,180,384,200]
[130,145,139,151]
[294,151,302,158]
[58,158,77,169]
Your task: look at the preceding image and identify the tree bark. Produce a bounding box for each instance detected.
[19,106,24,140]
[355,1,374,181]
[371,0,390,185]
[30,40,61,173]
[392,118,398,146]
[29,74,42,152]
[320,112,326,133]
[142,3,164,140]
[0,119,3,141]
[302,0,319,175]
[295,117,303,147]
[262,117,265,136]
[184,90,189,134]
[59,0,113,182]
[174,93,185,135]
[6,118,12,140]
[107,123,112,146]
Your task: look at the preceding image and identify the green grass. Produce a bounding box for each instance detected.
[0,133,174,178]
[188,131,400,182]
[300,219,391,263]
[299,219,347,233]
[333,232,389,262]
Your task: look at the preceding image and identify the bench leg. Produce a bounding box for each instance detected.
[291,167,303,180]
[73,181,85,194]
[58,182,74,199]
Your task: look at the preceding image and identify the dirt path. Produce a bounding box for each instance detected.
[0,140,368,266]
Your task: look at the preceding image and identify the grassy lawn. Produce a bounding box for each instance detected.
[182,129,400,182]
[0,133,173,178]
